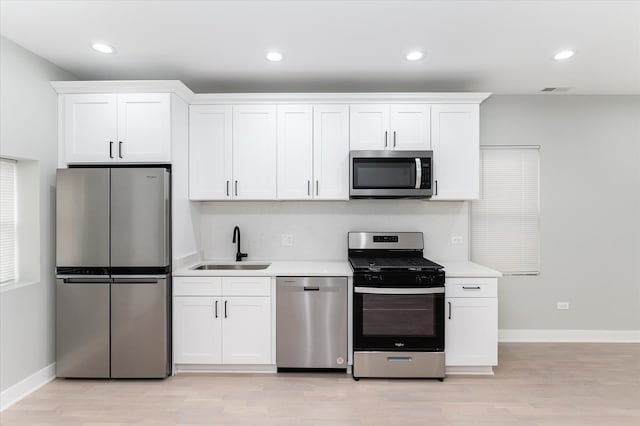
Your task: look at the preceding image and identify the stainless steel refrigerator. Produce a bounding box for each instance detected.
[55,167,171,378]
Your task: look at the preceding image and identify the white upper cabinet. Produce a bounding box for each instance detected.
[390,104,431,150]
[431,104,480,200]
[313,105,350,200]
[349,104,389,150]
[64,94,118,163]
[350,104,430,151]
[233,105,277,200]
[116,94,171,163]
[63,93,171,164]
[277,105,314,200]
[189,105,233,200]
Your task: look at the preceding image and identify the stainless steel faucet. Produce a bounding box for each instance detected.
[232,226,248,262]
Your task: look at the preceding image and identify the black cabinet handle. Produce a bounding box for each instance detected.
[393,131,396,147]
[118,141,123,159]
[384,131,388,148]
[109,141,114,159]
[307,180,311,196]
[448,301,452,320]
[316,180,319,196]
[462,286,481,290]
[224,300,228,318]
[226,181,229,197]
[215,300,218,318]
[234,181,238,196]
[435,180,438,196]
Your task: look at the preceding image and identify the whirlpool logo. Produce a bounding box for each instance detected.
[394,342,405,347]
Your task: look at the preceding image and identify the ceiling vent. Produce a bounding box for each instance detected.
[541,87,571,93]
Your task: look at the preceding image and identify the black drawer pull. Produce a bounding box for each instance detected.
[462,286,481,290]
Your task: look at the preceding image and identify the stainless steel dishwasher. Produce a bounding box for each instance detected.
[276,277,347,370]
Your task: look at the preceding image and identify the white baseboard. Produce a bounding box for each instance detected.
[0,362,56,412]
[499,329,640,343]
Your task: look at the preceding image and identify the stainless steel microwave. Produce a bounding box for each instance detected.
[349,150,433,199]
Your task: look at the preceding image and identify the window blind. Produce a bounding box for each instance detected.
[471,146,540,275]
[0,158,17,283]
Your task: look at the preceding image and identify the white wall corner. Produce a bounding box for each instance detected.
[499,329,640,343]
[0,363,56,412]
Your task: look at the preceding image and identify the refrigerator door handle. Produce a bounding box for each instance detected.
[61,278,112,284]
[112,278,160,284]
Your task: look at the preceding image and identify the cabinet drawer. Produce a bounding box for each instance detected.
[446,278,497,298]
[174,277,222,296]
[222,277,271,296]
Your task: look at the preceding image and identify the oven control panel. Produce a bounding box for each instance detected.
[353,270,445,288]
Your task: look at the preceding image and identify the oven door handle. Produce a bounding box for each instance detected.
[354,286,444,295]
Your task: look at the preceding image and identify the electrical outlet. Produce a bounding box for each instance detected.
[557,302,570,310]
[451,236,463,245]
[280,234,294,247]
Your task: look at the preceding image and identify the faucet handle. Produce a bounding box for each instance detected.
[236,252,248,262]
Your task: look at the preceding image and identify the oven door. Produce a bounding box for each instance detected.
[350,150,432,199]
[353,286,445,351]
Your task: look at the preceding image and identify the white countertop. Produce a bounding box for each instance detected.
[174,260,353,277]
[434,260,502,278]
[174,258,500,278]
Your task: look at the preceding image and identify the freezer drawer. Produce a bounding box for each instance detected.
[276,277,347,369]
[56,278,110,378]
[110,276,169,378]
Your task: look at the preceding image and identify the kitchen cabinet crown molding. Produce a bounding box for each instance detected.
[51,80,194,103]
[190,92,492,105]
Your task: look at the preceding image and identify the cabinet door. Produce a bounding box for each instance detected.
[222,297,271,364]
[276,105,313,200]
[232,105,277,200]
[349,104,390,150]
[117,93,171,163]
[173,297,222,364]
[189,105,233,200]
[445,297,497,366]
[64,94,117,163]
[390,104,430,150]
[431,104,480,200]
[313,105,350,200]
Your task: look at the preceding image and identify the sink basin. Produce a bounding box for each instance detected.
[191,264,270,271]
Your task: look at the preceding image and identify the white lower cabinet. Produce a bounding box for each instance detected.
[221,297,271,364]
[173,276,272,366]
[445,278,498,369]
[173,296,222,364]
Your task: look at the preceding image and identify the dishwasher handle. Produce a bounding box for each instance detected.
[303,287,320,291]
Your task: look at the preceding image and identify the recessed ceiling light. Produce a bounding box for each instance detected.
[553,49,575,61]
[406,51,424,61]
[266,51,283,62]
[91,42,115,54]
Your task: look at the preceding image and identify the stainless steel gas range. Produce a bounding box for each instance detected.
[348,232,446,380]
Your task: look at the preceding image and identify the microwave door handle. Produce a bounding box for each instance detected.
[415,158,422,189]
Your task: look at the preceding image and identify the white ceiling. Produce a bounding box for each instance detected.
[1,0,639,94]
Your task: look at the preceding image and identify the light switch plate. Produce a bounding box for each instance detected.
[280,234,294,247]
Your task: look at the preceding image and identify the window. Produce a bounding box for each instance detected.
[1,158,18,283]
[471,146,540,275]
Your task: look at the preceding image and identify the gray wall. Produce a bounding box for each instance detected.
[480,95,640,330]
[0,36,76,392]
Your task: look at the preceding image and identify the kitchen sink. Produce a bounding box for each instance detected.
[191,264,270,271]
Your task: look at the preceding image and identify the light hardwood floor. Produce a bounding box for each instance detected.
[2,343,639,425]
